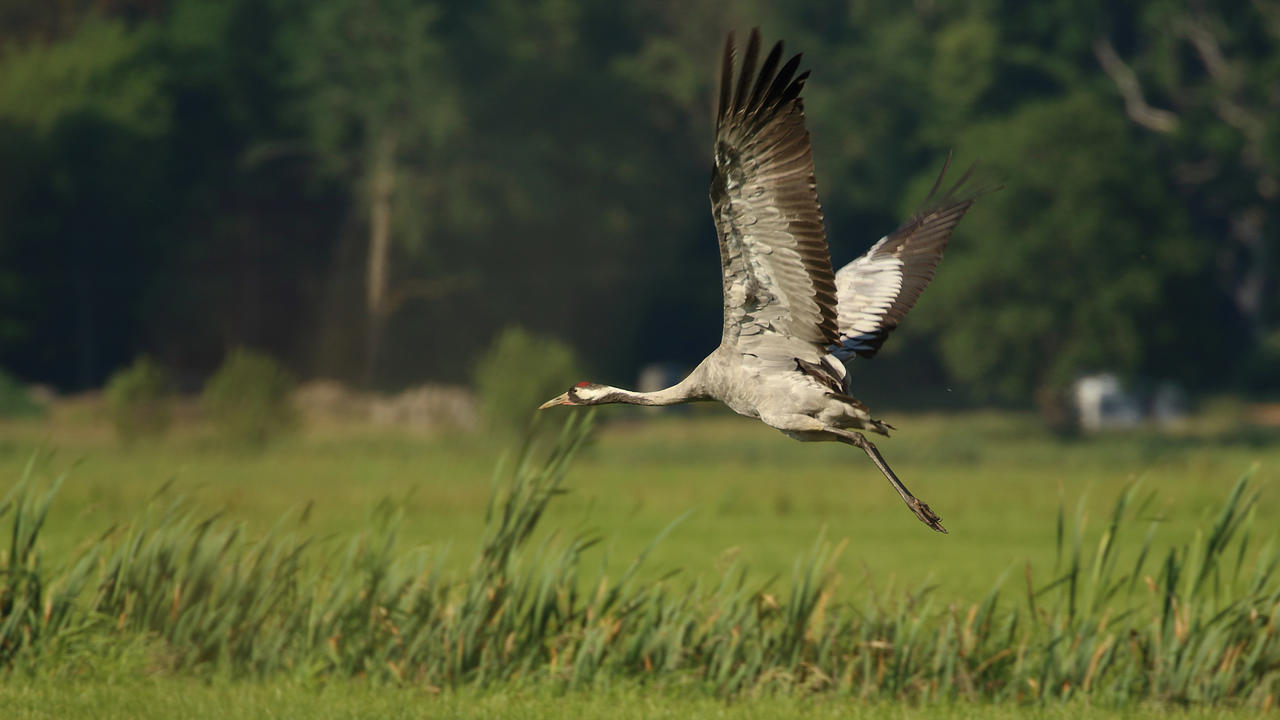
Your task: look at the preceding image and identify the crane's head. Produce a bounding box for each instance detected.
[538,381,611,409]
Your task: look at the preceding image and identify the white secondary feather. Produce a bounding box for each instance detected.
[831,181,977,361]
[836,243,905,355]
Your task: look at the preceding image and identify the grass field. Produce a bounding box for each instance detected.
[4,405,1277,599]
[2,403,1279,715]
[1,677,1272,719]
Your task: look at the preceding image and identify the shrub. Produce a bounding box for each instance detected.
[0,368,43,418]
[1242,328,1280,391]
[473,326,582,434]
[105,356,174,443]
[202,348,297,447]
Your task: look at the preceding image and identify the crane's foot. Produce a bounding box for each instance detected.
[835,429,949,535]
[907,497,947,534]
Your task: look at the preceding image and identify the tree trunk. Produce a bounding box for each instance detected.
[363,131,397,387]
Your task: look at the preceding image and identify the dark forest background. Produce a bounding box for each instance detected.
[1,0,1277,411]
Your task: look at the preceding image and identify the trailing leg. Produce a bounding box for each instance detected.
[836,430,946,533]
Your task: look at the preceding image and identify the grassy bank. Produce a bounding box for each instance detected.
[2,407,1277,600]
[2,412,1278,709]
[2,678,1271,720]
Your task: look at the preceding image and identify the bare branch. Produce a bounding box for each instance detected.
[1093,37,1180,134]
[1177,19,1253,131]
[1176,20,1271,179]
[1178,21,1234,83]
[1252,0,1280,39]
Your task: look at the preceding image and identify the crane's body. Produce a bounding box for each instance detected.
[541,30,985,533]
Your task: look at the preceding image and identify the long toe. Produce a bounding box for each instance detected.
[908,498,947,534]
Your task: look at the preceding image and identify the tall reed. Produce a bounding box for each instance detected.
[1,418,1277,708]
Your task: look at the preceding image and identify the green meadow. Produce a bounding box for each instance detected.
[1,679,1272,720]
[4,407,1276,598]
[2,406,1279,716]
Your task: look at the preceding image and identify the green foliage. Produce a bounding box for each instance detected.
[473,326,583,434]
[1244,329,1280,390]
[0,17,167,139]
[1,1,1278,406]
[104,356,174,444]
[201,349,296,448]
[0,14,172,389]
[0,369,42,418]
[2,422,1280,707]
[287,0,459,157]
[0,461,91,667]
[913,92,1209,400]
[929,17,999,116]
[285,0,460,254]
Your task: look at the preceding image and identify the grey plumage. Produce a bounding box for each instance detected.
[541,30,984,533]
[712,32,838,355]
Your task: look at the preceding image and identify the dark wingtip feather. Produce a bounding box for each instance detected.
[732,29,762,116]
[777,69,809,109]
[926,152,1003,208]
[943,161,977,202]
[716,29,809,129]
[948,163,1004,204]
[717,31,736,129]
[760,54,803,115]
[748,41,784,113]
[923,150,954,205]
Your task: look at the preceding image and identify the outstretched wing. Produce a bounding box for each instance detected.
[832,157,978,361]
[710,30,838,363]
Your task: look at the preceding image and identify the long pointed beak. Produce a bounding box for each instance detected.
[538,393,572,410]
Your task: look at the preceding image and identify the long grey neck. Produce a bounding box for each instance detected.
[603,363,710,407]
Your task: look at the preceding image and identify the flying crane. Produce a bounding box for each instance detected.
[540,29,984,533]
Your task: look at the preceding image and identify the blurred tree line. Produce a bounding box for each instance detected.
[1,0,1277,411]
